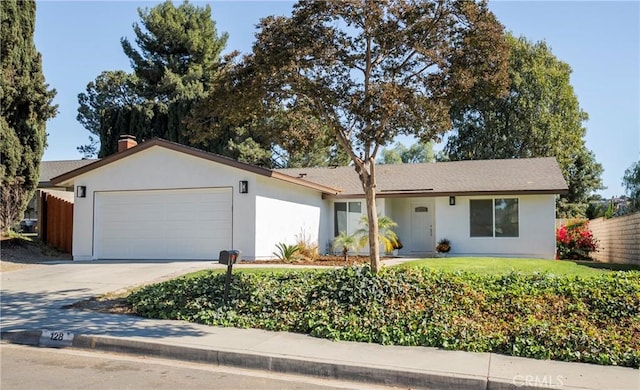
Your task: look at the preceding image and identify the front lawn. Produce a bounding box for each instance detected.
[397,257,636,277]
[128,265,640,368]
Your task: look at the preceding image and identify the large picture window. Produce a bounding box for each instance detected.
[334,201,361,236]
[470,198,519,238]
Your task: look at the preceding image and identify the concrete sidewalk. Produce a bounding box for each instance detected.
[1,260,638,389]
[2,318,638,390]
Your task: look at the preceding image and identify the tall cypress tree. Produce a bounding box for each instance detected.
[0,0,57,232]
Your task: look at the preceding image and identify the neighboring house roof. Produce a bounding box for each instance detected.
[277,158,569,198]
[39,159,97,187]
[49,138,342,195]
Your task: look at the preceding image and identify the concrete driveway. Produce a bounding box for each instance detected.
[1,260,219,333]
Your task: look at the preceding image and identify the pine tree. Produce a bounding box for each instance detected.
[0,0,57,232]
[78,0,227,157]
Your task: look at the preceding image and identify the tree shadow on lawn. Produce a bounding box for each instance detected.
[0,289,208,339]
[572,261,640,272]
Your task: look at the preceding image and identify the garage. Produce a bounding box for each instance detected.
[94,188,232,260]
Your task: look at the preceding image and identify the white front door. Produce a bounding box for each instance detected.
[411,204,433,253]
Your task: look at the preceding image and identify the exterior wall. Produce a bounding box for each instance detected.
[589,213,640,264]
[71,147,258,260]
[253,176,325,260]
[435,194,556,259]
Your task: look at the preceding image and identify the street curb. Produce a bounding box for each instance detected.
[1,330,42,346]
[2,330,487,389]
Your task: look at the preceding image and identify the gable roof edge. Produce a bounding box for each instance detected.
[50,138,340,195]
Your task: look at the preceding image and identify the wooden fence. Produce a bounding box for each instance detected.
[589,212,640,265]
[38,190,73,253]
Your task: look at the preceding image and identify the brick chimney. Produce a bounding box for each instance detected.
[118,135,137,152]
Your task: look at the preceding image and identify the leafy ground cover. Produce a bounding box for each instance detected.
[128,265,640,368]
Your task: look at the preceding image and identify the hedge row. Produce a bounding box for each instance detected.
[128,266,640,367]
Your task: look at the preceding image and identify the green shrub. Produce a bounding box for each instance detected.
[128,267,640,368]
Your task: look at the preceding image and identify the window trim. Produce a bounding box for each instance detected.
[469,197,520,239]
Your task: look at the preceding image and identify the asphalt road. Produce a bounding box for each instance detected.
[0,344,397,390]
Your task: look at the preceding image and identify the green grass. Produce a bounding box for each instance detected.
[175,257,640,281]
[181,258,639,279]
[396,257,636,277]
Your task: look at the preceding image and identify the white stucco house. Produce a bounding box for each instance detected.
[51,137,568,261]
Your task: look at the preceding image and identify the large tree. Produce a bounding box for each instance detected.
[77,0,227,157]
[379,141,435,164]
[220,0,508,271]
[622,160,640,211]
[187,55,351,168]
[0,0,57,232]
[76,70,140,157]
[445,34,603,217]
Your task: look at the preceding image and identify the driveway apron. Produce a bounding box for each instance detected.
[1,260,218,335]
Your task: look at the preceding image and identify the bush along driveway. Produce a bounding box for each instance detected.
[128,266,640,368]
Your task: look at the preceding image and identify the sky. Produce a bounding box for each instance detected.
[34,1,639,198]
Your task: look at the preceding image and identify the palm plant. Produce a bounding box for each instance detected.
[272,242,301,262]
[356,215,399,254]
[333,231,360,262]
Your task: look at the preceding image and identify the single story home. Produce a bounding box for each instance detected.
[51,137,568,261]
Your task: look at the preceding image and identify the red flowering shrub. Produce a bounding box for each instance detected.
[556,221,599,259]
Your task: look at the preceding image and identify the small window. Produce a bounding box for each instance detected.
[414,206,428,212]
[470,198,519,238]
[349,202,361,213]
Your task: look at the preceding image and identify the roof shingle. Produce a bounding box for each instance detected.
[277,158,568,197]
[39,160,98,186]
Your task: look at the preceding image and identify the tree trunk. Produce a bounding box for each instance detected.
[354,158,380,273]
[365,183,380,273]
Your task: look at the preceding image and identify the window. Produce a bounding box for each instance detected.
[470,198,518,238]
[334,203,347,236]
[334,201,361,236]
[494,198,519,237]
[470,199,493,237]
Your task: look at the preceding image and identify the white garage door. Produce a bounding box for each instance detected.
[94,188,232,260]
